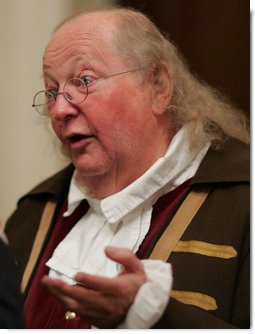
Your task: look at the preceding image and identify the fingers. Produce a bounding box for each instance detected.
[74,272,119,292]
[42,275,66,293]
[42,275,98,309]
[42,275,93,298]
[104,246,144,274]
[41,274,129,327]
[74,246,146,292]
[41,247,147,329]
[74,247,146,294]
[42,247,146,295]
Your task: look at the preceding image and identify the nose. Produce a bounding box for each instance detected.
[51,92,79,121]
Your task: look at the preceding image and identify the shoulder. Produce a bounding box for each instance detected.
[18,164,75,203]
[192,138,249,185]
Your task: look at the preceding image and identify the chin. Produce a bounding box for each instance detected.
[73,159,112,178]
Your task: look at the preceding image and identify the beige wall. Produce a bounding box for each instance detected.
[0,0,115,224]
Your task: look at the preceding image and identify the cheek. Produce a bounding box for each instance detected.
[107,90,152,137]
[86,90,128,132]
[94,96,151,159]
[101,86,146,126]
[94,97,135,143]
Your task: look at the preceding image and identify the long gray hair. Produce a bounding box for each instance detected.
[110,8,249,149]
[53,7,249,151]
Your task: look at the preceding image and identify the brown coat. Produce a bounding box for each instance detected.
[5,138,250,328]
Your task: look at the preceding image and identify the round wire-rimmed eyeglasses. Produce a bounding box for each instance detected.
[32,67,147,116]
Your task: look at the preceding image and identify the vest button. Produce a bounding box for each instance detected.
[65,311,77,321]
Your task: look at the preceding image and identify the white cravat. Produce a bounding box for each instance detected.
[46,125,210,328]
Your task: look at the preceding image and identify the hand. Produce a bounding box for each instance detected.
[41,246,147,328]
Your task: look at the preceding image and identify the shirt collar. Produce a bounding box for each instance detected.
[64,125,210,223]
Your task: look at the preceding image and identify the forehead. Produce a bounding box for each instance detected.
[43,12,122,76]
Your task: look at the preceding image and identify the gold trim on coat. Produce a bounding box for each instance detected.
[171,290,217,311]
[149,189,210,261]
[21,201,56,293]
[173,240,237,259]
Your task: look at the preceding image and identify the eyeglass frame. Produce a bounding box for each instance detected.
[32,67,148,116]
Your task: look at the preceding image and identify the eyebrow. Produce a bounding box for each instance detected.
[43,72,58,85]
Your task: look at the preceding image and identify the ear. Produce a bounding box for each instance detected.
[150,62,174,117]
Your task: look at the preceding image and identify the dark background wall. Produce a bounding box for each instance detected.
[119,0,250,116]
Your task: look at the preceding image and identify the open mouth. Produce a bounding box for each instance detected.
[69,134,88,144]
[67,134,95,147]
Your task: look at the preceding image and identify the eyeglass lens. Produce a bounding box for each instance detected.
[33,77,88,116]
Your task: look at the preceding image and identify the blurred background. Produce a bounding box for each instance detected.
[0,0,249,224]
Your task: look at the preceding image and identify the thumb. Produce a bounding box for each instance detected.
[105,246,144,274]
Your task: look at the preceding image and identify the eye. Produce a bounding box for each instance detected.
[80,76,95,85]
[45,89,57,100]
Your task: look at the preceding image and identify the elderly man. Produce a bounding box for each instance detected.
[5,7,249,329]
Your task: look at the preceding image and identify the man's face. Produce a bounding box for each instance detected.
[43,13,166,188]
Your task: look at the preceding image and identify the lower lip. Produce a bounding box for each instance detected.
[68,137,94,150]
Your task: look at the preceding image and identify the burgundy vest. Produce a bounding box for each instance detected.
[24,180,190,328]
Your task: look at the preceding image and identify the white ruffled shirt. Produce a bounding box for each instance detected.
[46,125,210,328]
